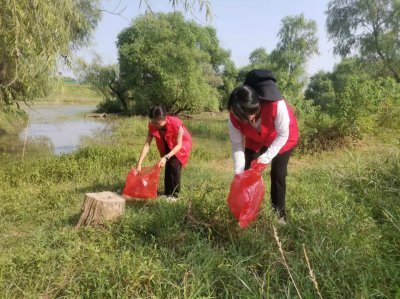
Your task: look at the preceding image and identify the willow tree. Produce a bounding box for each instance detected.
[326,0,400,82]
[142,0,212,20]
[271,14,319,99]
[117,12,232,114]
[0,0,101,109]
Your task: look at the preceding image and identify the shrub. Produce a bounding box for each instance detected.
[96,99,123,113]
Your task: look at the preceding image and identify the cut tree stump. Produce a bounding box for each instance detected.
[75,191,125,228]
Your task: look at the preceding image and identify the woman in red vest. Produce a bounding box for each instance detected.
[136,106,193,199]
[228,70,299,223]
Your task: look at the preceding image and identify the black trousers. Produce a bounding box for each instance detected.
[164,155,182,197]
[244,147,293,218]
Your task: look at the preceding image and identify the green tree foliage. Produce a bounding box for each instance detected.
[305,58,400,136]
[271,14,319,100]
[237,48,270,83]
[249,47,270,67]
[218,60,238,110]
[117,12,233,114]
[142,0,213,20]
[326,0,400,82]
[329,58,368,91]
[305,71,336,111]
[75,56,128,111]
[329,75,381,134]
[305,58,369,112]
[375,77,400,129]
[0,0,101,110]
[275,14,319,77]
[238,15,319,105]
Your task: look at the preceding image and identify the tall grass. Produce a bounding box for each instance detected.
[0,110,28,153]
[0,116,399,298]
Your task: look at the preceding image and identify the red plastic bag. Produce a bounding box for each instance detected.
[122,163,161,199]
[227,161,267,228]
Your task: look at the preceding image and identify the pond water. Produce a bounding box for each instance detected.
[18,104,108,154]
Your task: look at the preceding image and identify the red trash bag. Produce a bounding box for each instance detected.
[122,163,161,199]
[227,161,267,228]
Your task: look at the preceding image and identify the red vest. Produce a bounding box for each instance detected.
[230,100,299,154]
[148,115,192,167]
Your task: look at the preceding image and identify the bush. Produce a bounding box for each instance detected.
[327,75,381,135]
[375,78,400,130]
[291,97,348,154]
[297,121,358,154]
[96,99,123,113]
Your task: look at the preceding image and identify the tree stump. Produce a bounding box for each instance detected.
[75,191,125,228]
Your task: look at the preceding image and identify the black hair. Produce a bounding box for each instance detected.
[227,85,260,122]
[148,106,167,119]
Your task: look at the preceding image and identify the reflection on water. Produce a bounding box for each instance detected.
[18,104,107,155]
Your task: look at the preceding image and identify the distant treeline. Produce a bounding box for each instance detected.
[1,1,399,152]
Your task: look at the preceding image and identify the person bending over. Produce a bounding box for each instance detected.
[228,70,299,223]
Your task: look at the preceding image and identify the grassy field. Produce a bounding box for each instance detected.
[0,115,399,298]
[40,82,102,104]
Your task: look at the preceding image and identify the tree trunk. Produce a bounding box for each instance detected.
[109,80,129,111]
[75,192,125,228]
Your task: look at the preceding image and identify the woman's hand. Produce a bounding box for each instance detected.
[159,156,168,168]
[136,164,142,173]
[251,160,268,172]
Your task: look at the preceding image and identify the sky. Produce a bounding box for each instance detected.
[75,0,339,76]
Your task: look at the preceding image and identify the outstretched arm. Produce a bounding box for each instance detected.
[136,134,153,172]
[228,118,245,174]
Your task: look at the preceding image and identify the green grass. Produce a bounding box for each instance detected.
[0,116,399,298]
[40,82,102,104]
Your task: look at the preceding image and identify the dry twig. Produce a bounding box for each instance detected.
[273,225,303,299]
[303,244,323,299]
[21,116,30,161]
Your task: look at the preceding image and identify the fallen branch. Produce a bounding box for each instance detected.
[89,113,108,118]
